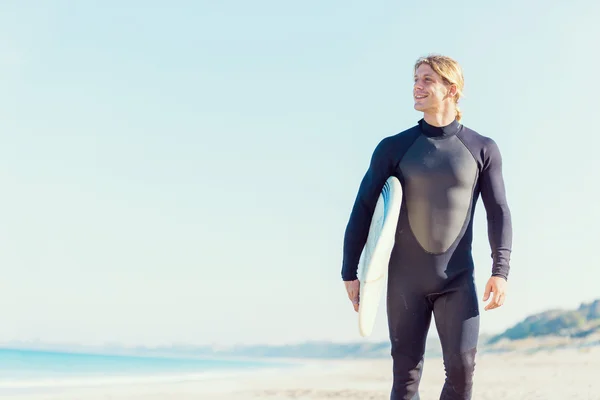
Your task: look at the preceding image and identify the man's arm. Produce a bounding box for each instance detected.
[479,138,513,280]
[341,138,393,281]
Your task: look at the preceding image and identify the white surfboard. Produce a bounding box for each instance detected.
[357,176,403,337]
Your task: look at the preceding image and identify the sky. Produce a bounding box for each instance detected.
[1,0,599,348]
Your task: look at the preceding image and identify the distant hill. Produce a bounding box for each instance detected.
[130,338,443,360]
[201,341,393,359]
[485,299,600,346]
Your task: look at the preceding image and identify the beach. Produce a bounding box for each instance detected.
[4,346,600,400]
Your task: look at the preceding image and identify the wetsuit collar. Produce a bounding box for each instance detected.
[418,118,461,138]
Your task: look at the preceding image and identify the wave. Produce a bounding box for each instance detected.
[0,368,254,391]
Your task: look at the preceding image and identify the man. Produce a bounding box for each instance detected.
[341,54,512,399]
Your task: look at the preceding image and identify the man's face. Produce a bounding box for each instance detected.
[413,63,454,113]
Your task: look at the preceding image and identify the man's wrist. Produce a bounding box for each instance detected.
[491,273,507,281]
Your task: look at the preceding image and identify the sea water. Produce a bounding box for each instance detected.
[0,348,287,393]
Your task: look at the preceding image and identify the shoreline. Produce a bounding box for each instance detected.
[2,347,600,399]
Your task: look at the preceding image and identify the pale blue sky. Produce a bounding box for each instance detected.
[1,1,599,347]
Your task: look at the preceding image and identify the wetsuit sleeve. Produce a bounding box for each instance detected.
[479,139,512,280]
[341,138,393,281]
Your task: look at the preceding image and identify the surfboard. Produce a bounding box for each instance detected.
[357,176,403,337]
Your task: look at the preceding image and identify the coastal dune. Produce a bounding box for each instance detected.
[7,346,600,400]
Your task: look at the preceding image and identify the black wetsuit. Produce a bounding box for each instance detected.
[341,118,512,400]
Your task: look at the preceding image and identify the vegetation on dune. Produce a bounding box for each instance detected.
[487,299,600,344]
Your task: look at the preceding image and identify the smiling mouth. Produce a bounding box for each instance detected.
[414,94,428,100]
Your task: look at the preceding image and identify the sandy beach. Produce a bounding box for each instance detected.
[5,346,600,400]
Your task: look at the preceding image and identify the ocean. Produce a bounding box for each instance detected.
[0,348,288,393]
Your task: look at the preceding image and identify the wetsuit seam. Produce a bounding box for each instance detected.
[446,132,481,262]
[393,130,421,175]
[448,166,480,256]
[455,131,480,168]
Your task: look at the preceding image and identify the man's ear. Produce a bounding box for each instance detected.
[448,84,457,98]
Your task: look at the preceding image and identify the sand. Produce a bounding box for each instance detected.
[5,347,600,400]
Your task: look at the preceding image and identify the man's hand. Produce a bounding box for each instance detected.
[344,279,360,312]
[483,276,507,311]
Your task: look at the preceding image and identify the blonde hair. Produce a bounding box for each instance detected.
[414,54,465,121]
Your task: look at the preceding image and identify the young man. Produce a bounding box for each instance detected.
[341,55,512,399]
